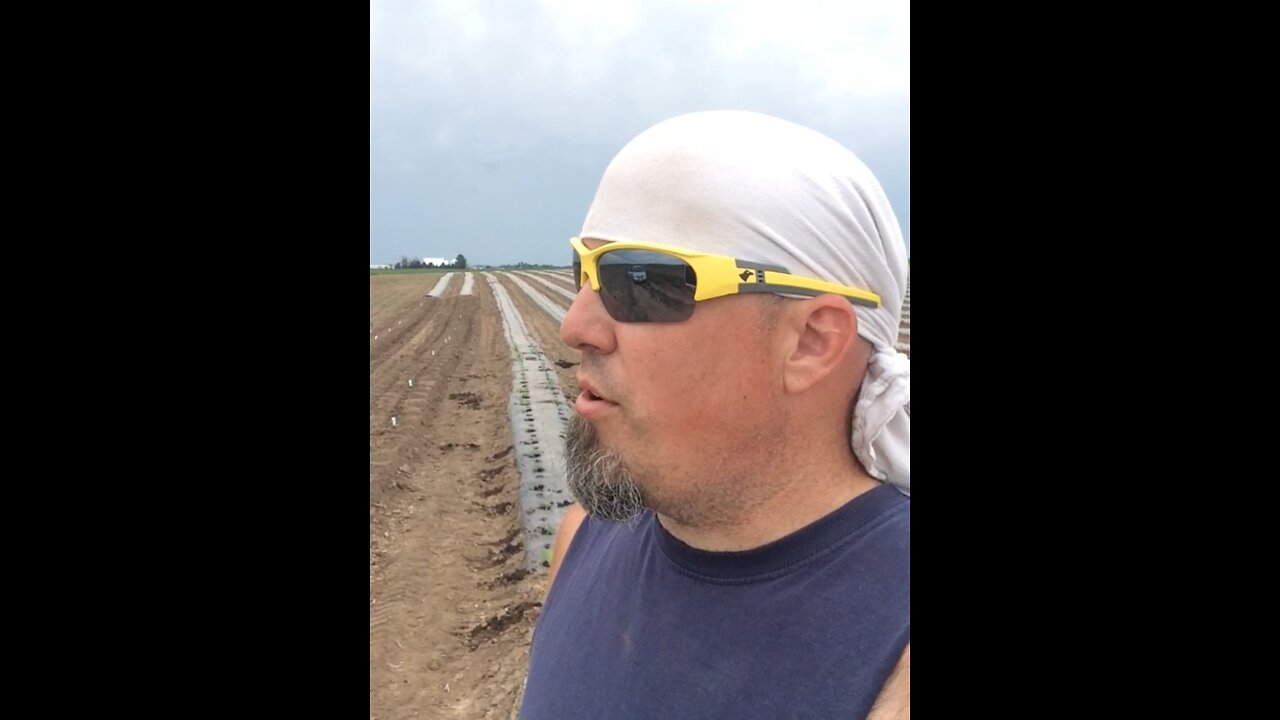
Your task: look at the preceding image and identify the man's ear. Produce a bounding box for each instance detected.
[781,296,860,395]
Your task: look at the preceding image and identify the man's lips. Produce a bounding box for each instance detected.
[576,376,619,417]
[576,376,616,404]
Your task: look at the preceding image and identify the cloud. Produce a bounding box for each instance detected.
[371,0,910,264]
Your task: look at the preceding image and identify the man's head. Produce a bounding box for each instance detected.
[562,111,909,524]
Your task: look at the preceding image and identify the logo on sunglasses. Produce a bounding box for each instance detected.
[739,270,753,281]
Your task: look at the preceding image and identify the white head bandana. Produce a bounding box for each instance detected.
[581,111,910,494]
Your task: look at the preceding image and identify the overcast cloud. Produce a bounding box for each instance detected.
[371,0,909,266]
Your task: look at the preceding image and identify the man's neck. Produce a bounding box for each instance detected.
[655,458,882,552]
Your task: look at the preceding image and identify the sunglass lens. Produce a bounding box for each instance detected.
[597,250,697,322]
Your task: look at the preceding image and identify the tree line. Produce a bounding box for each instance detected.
[395,254,467,269]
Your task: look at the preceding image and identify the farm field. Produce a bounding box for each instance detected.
[370,270,577,720]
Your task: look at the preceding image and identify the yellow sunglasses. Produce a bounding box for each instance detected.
[570,236,881,323]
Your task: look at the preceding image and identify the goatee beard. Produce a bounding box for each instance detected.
[564,415,645,523]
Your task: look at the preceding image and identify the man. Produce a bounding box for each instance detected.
[520,111,910,719]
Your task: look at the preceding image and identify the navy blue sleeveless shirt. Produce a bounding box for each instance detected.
[519,484,910,719]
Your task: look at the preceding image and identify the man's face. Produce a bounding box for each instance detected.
[560,238,787,523]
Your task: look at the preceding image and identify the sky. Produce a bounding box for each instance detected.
[370,0,909,266]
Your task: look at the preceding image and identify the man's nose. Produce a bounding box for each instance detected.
[561,273,617,354]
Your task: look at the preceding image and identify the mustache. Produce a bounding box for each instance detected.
[575,353,618,401]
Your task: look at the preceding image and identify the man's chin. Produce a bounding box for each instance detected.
[564,415,646,523]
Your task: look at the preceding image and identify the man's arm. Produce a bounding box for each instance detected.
[546,503,587,592]
[867,642,909,720]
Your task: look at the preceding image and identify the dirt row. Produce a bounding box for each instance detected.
[371,273,549,720]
